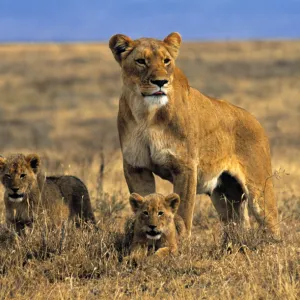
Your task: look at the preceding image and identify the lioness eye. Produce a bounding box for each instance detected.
[143,211,149,216]
[164,58,171,64]
[20,174,26,179]
[136,58,146,65]
[5,174,11,179]
[158,211,164,216]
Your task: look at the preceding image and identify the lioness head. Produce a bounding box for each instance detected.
[109,32,182,107]
[129,193,180,240]
[0,154,40,203]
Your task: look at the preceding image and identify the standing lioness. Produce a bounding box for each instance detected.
[109,32,279,236]
[0,154,95,232]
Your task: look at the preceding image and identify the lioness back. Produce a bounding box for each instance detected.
[125,192,186,258]
[45,175,95,223]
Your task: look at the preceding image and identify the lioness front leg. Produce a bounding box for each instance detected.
[6,209,32,234]
[154,247,171,258]
[129,243,148,261]
[123,160,155,196]
[173,166,197,236]
[6,207,16,230]
[155,245,178,258]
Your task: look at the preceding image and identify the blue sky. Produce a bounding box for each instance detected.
[0,0,299,42]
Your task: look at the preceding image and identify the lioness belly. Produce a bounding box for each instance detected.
[152,164,173,182]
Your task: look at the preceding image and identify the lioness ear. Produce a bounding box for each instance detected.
[129,193,145,213]
[163,32,182,59]
[0,156,6,173]
[165,193,180,213]
[109,34,134,65]
[25,154,40,174]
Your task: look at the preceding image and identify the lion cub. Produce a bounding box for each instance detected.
[125,193,186,258]
[0,154,95,233]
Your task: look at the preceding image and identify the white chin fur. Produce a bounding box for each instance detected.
[9,197,24,203]
[144,95,168,108]
[146,234,161,240]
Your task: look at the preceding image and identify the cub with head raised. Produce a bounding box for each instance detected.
[0,154,95,233]
[125,193,186,258]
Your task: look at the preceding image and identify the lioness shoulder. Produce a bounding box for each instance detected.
[0,153,95,232]
[125,192,186,258]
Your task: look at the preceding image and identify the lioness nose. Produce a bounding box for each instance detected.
[12,188,19,193]
[151,79,168,87]
[149,225,157,230]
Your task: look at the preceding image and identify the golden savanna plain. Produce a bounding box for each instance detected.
[0,41,299,299]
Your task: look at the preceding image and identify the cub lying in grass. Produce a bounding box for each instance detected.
[125,192,186,258]
[0,153,95,233]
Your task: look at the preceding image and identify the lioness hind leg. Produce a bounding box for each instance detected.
[69,193,96,226]
[57,176,96,225]
[74,194,96,225]
[210,172,250,229]
[247,179,280,237]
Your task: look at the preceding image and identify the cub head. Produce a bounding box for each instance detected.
[129,193,180,240]
[109,32,182,107]
[0,154,40,203]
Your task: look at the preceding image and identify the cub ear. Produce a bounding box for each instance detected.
[163,32,182,59]
[165,193,180,213]
[129,193,145,213]
[25,153,40,174]
[109,34,135,65]
[0,156,6,173]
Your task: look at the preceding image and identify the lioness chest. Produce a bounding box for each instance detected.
[122,121,177,172]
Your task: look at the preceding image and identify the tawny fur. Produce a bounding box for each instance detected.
[109,32,279,237]
[0,154,95,233]
[125,193,186,258]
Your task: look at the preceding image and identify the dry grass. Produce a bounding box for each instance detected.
[0,41,299,299]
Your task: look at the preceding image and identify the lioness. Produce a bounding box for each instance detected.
[0,154,95,232]
[125,193,186,257]
[109,32,279,237]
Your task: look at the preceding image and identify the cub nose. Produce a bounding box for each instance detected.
[149,225,157,230]
[150,79,168,88]
[12,188,19,193]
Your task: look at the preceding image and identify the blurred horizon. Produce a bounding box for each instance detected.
[0,0,300,42]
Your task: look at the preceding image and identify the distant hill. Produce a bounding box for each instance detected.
[0,0,299,41]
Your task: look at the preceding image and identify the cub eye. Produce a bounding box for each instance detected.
[158,211,164,216]
[4,174,11,179]
[20,174,26,179]
[136,58,146,65]
[143,211,149,216]
[164,58,171,65]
